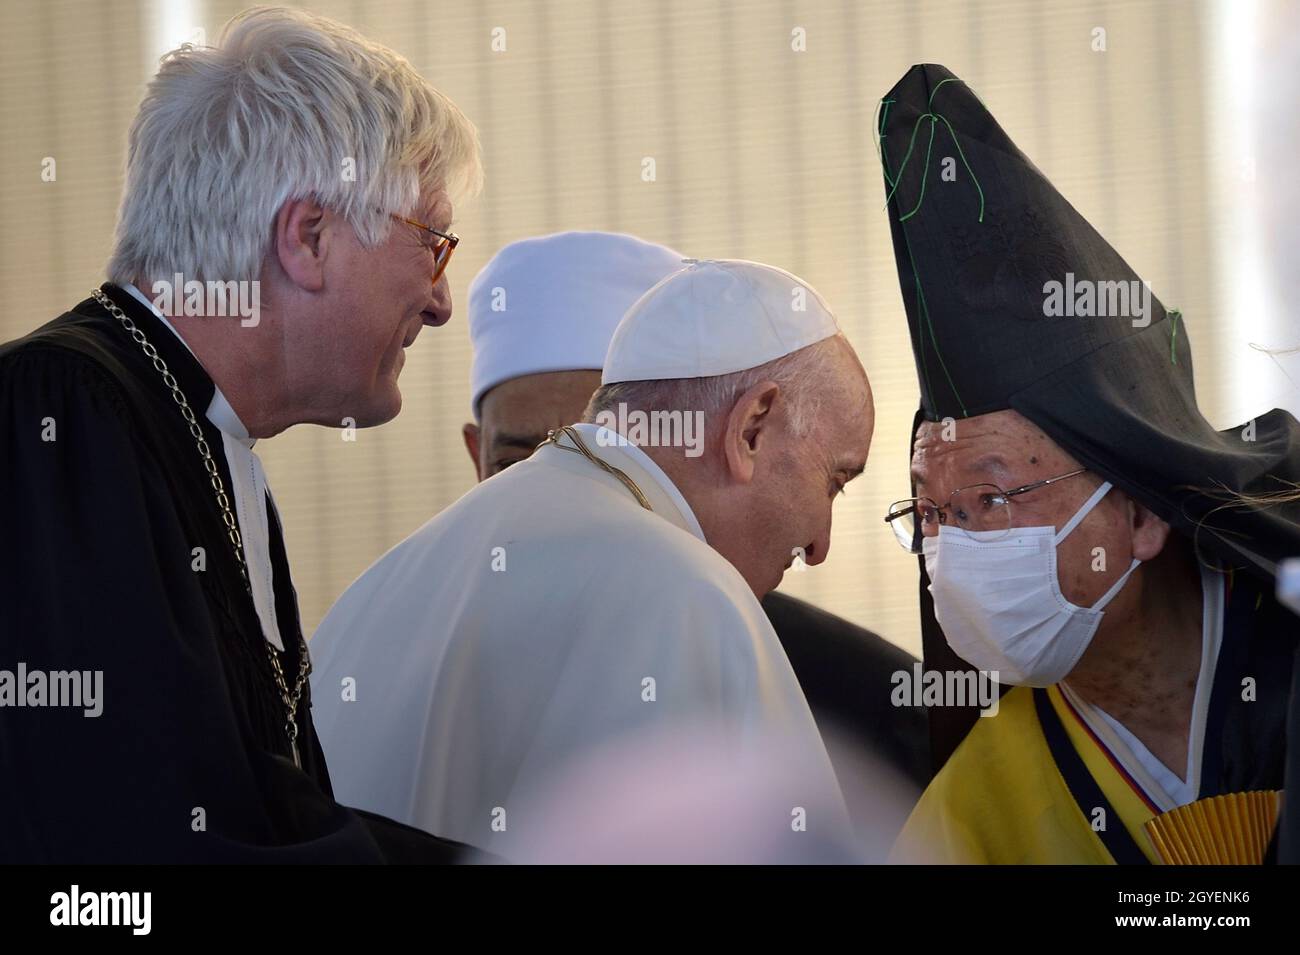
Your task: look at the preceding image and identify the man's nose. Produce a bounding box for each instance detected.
[802,528,832,567]
[425,276,453,326]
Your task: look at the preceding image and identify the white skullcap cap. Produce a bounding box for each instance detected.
[468,231,685,418]
[602,259,841,384]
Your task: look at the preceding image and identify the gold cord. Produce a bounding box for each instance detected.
[541,426,654,512]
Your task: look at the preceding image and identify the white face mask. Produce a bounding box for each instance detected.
[921,481,1141,687]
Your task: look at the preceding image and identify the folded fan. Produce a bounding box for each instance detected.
[1144,790,1282,865]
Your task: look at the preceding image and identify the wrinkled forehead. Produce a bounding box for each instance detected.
[911,409,1075,489]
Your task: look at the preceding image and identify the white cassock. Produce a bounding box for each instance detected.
[309,423,849,855]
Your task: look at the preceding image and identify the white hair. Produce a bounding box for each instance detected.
[583,334,849,439]
[107,5,483,285]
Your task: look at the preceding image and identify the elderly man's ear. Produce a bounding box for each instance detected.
[722,381,780,484]
[273,197,330,292]
[462,422,483,482]
[1128,495,1173,561]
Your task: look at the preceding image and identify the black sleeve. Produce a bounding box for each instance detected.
[0,347,448,863]
[762,591,931,788]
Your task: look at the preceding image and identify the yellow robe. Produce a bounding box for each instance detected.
[891,685,1162,864]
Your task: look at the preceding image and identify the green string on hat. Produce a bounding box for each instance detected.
[881,109,986,223]
[877,86,972,418]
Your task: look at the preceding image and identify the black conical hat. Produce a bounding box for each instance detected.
[878,64,1300,581]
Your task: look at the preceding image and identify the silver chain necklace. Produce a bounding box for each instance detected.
[91,288,311,768]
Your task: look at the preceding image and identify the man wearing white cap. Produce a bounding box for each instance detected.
[454,233,928,829]
[311,249,873,856]
[460,231,684,477]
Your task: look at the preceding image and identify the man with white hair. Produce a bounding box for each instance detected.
[0,7,481,862]
[310,256,874,857]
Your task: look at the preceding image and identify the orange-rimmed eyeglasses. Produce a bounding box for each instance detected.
[391,213,459,287]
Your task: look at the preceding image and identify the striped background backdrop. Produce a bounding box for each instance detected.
[3,0,1288,654]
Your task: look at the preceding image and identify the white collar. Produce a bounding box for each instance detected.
[123,283,253,447]
[122,286,282,651]
[1059,564,1226,811]
[546,422,707,543]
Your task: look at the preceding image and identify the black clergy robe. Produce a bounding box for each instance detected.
[764,592,930,789]
[0,283,463,862]
[762,592,929,844]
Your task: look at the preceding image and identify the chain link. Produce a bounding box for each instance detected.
[91,288,310,765]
